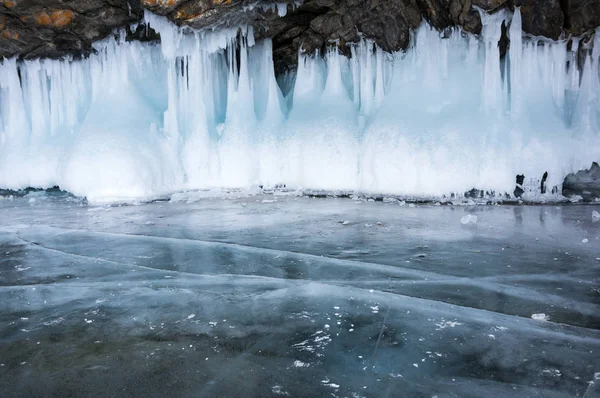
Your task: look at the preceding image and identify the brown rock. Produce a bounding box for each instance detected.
[0,0,144,58]
[22,9,75,28]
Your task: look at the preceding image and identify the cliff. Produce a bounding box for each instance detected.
[1,0,599,70]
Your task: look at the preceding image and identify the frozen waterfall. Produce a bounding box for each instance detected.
[0,9,599,202]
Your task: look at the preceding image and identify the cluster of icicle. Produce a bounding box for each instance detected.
[0,8,598,202]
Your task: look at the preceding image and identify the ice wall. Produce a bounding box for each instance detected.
[0,9,599,202]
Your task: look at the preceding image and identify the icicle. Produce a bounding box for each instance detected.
[572,54,598,134]
[277,3,288,17]
[350,45,361,108]
[481,9,506,113]
[508,7,524,115]
[258,40,285,126]
[359,40,375,117]
[374,47,385,110]
[225,36,256,128]
[290,50,325,116]
[0,59,30,138]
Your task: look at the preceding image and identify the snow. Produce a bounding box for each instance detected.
[0,10,599,202]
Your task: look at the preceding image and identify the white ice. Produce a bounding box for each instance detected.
[460,214,478,225]
[0,9,599,202]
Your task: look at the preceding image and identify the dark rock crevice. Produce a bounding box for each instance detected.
[560,0,572,30]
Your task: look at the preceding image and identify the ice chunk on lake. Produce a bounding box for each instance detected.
[531,313,549,321]
[461,214,478,224]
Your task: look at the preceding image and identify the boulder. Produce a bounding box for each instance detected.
[514,174,525,198]
[562,162,600,201]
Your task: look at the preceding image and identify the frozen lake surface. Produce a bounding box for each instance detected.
[1,192,599,397]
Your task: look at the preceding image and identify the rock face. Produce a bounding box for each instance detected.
[0,0,144,59]
[1,0,600,66]
[562,162,600,201]
[513,0,563,40]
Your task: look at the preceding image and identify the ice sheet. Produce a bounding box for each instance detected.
[0,194,599,396]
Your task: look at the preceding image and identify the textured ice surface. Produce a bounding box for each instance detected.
[0,10,599,202]
[0,194,599,397]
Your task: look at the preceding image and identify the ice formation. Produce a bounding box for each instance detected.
[0,9,599,202]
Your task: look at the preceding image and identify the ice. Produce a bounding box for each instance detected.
[460,214,478,224]
[276,3,288,17]
[293,360,310,368]
[531,313,550,321]
[593,210,600,219]
[1,11,599,202]
[1,195,599,396]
